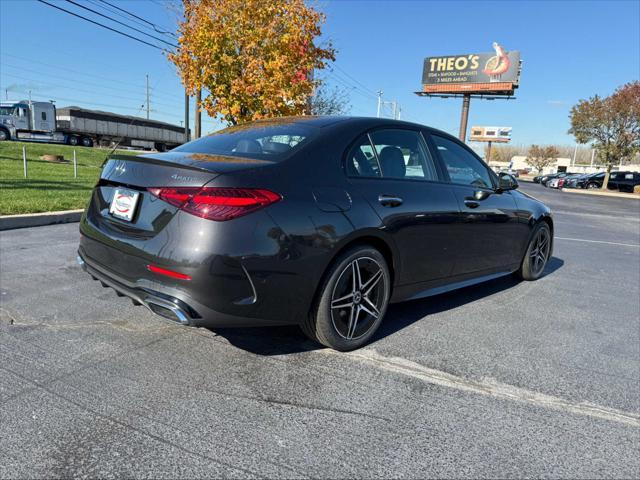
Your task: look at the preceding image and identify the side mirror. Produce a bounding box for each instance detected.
[498,172,518,191]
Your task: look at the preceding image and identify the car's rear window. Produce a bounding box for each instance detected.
[173,122,315,161]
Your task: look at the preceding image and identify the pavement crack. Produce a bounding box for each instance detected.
[0,364,265,479]
[0,307,19,325]
[329,349,640,428]
[258,395,390,422]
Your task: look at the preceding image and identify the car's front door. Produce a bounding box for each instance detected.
[14,104,30,131]
[427,132,524,276]
[345,128,459,286]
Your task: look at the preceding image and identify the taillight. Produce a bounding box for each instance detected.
[147,264,192,281]
[147,187,281,221]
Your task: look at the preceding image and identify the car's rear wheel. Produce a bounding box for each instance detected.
[586,182,599,189]
[303,246,390,351]
[517,223,551,281]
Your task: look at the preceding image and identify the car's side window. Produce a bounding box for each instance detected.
[431,134,494,189]
[345,135,381,177]
[369,129,438,181]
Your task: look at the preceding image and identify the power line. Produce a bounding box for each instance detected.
[1,52,145,89]
[63,0,178,48]
[326,71,377,102]
[0,64,184,109]
[332,64,379,97]
[36,0,166,51]
[96,0,178,38]
[0,70,184,112]
[0,52,185,101]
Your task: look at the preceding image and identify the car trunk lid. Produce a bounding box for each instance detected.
[89,152,276,236]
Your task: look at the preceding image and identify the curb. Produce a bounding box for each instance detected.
[561,189,640,200]
[0,209,84,231]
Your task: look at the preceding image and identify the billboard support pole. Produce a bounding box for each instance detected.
[459,93,471,142]
[184,90,190,143]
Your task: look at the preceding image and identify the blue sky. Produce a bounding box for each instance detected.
[1,0,638,148]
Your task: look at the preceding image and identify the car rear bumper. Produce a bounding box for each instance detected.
[77,246,296,328]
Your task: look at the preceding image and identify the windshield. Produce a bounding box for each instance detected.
[173,121,316,161]
[0,105,16,116]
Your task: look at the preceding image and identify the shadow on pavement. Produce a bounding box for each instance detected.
[210,257,564,356]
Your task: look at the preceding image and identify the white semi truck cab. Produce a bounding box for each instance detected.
[0,101,66,143]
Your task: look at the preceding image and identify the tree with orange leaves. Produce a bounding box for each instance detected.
[169,0,335,125]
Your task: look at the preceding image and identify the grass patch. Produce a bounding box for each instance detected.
[0,142,136,215]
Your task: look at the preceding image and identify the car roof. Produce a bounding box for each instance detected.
[246,115,453,137]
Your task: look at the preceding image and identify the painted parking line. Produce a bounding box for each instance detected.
[330,349,640,427]
[555,237,640,248]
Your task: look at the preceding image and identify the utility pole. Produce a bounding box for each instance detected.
[376,91,383,118]
[146,74,150,120]
[572,144,578,167]
[486,141,493,163]
[458,93,471,142]
[590,148,595,167]
[392,101,398,120]
[195,88,201,139]
[184,91,190,143]
[397,106,402,120]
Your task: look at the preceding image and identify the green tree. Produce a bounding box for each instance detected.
[569,81,640,189]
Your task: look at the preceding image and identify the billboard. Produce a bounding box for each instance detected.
[422,43,520,94]
[469,126,512,143]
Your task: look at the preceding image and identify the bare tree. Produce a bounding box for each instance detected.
[526,145,560,173]
[310,85,350,116]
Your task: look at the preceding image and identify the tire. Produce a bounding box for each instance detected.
[516,223,551,281]
[0,128,9,141]
[68,135,79,146]
[81,137,93,148]
[586,182,599,189]
[302,246,391,351]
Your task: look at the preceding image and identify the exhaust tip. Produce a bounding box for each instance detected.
[146,300,191,325]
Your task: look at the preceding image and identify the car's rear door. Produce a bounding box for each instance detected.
[426,132,525,275]
[345,128,459,286]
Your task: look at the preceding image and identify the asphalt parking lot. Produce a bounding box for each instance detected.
[1,182,639,478]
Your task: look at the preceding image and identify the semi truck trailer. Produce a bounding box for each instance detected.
[0,100,188,151]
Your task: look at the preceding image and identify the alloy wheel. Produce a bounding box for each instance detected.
[529,228,550,276]
[330,257,388,340]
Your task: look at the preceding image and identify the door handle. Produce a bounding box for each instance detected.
[464,200,479,209]
[378,195,403,207]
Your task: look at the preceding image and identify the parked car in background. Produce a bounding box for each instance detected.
[77,116,553,351]
[547,177,562,189]
[564,173,592,189]
[608,171,640,192]
[541,172,575,187]
[537,173,558,186]
[571,172,605,189]
[499,168,519,178]
[556,173,585,189]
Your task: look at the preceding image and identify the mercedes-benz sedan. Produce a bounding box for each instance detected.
[78,117,553,351]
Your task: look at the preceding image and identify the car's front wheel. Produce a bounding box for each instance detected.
[516,223,551,281]
[303,246,391,351]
